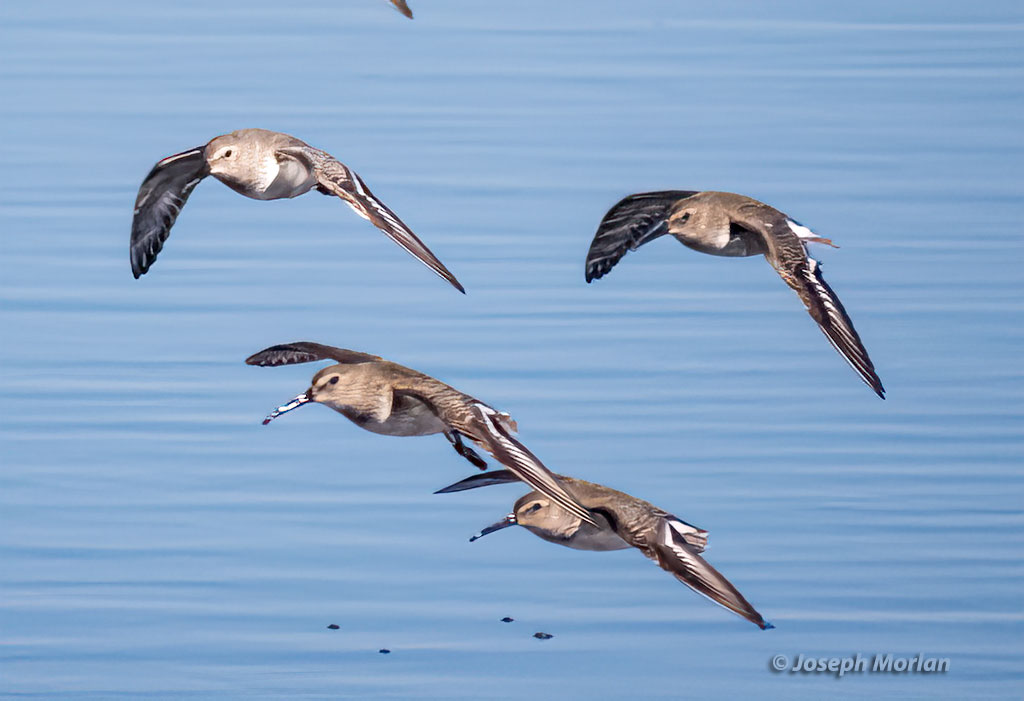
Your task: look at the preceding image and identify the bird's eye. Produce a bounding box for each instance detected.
[328,376,339,385]
[223,149,233,158]
[526,503,542,514]
[678,212,690,224]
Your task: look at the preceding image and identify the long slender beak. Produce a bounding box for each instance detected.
[262,391,311,425]
[469,513,517,542]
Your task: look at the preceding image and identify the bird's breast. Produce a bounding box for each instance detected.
[677,223,749,257]
[221,154,315,201]
[339,402,446,437]
[259,156,318,200]
[530,524,631,551]
[566,527,631,551]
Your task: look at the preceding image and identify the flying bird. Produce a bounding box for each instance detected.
[247,341,596,527]
[585,191,883,398]
[130,128,462,292]
[438,470,773,630]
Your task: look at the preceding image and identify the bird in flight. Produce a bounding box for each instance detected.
[585,190,883,398]
[248,341,597,527]
[438,470,774,630]
[130,128,463,292]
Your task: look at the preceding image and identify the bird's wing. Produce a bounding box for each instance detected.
[648,517,771,629]
[245,342,382,367]
[584,191,699,282]
[443,403,598,527]
[390,0,413,18]
[280,146,464,293]
[752,219,884,398]
[652,515,708,553]
[434,469,522,494]
[130,147,209,278]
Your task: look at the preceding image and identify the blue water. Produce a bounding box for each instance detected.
[1,1,1022,698]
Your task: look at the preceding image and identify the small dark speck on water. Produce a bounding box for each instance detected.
[501,617,514,623]
[326,624,340,630]
[533,632,553,640]
[379,648,391,654]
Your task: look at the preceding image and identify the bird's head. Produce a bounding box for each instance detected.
[205,134,244,178]
[512,495,581,538]
[469,495,580,543]
[306,365,357,407]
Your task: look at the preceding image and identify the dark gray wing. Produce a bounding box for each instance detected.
[280,146,464,293]
[130,147,209,278]
[756,224,884,399]
[585,191,700,282]
[650,518,772,630]
[245,342,382,367]
[434,469,522,494]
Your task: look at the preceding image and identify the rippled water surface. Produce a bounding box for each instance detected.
[2,1,1022,698]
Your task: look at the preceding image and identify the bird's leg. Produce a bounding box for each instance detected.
[445,430,488,470]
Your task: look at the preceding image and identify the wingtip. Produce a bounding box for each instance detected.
[130,255,146,279]
[434,267,465,293]
[244,344,292,366]
[761,621,775,630]
[391,0,413,18]
[439,267,465,293]
[584,263,609,284]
